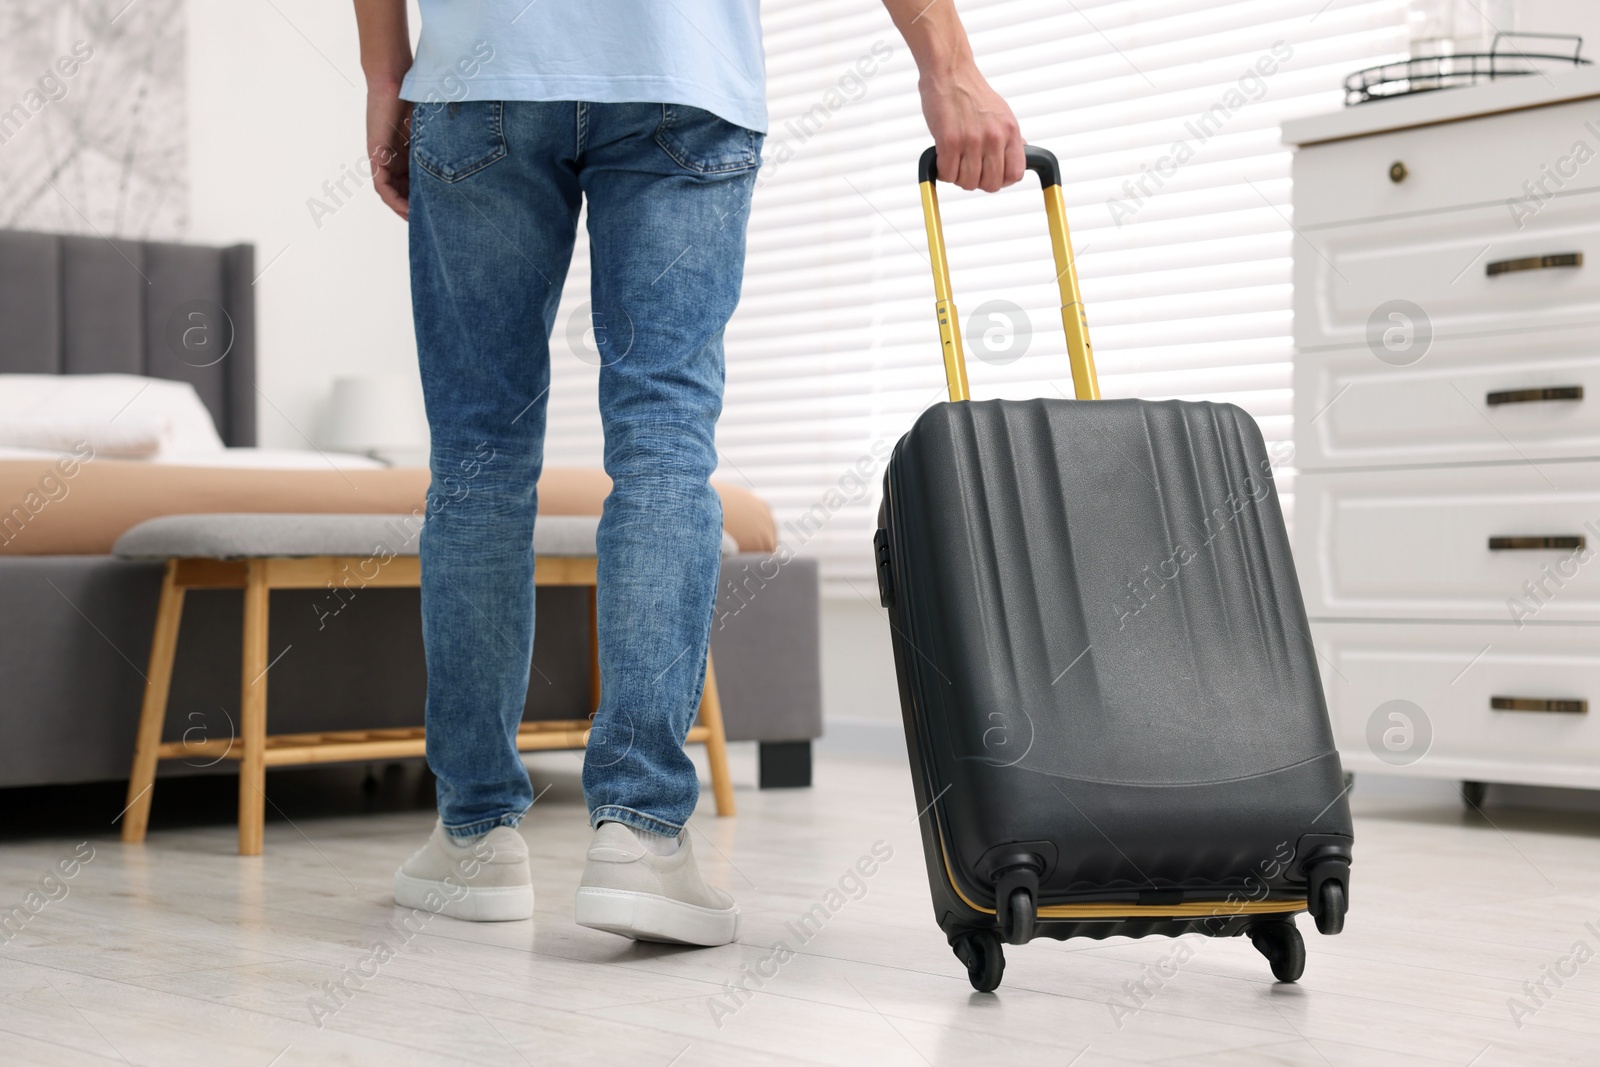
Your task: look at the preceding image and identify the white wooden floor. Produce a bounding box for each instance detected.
[2,747,1599,1066]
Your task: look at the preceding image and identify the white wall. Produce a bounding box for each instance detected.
[818,598,903,754]
[1517,0,1600,49]
[186,0,421,449]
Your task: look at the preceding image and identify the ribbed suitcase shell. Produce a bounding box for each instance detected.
[880,397,1352,929]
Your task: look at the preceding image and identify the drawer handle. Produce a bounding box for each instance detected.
[1488,535,1586,551]
[1486,252,1583,277]
[1491,696,1589,714]
[1486,385,1583,406]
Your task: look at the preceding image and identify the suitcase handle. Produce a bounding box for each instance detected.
[917,144,1100,402]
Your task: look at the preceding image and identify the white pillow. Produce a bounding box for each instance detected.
[0,374,226,455]
[0,414,169,457]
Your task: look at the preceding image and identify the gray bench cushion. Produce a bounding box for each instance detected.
[113,513,737,560]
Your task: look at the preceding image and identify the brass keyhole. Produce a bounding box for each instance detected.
[1389,161,1408,183]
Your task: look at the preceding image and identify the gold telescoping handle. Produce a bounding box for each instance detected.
[917,145,1100,402]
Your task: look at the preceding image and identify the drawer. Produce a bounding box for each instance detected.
[1313,620,1600,785]
[1293,327,1600,469]
[1296,461,1600,622]
[1293,95,1600,227]
[1294,191,1600,351]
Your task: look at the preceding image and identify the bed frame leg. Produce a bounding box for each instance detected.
[759,741,813,789]
[238,560,270,856]
[122,561,185,844]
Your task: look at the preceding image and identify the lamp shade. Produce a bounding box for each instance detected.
[323,375,428,454]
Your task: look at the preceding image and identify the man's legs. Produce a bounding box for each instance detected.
[572,103,760,945]
[399,100,581,918]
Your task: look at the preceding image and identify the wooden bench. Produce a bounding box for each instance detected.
[114,513,735,854]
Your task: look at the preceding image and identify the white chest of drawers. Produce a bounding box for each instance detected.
[1286,67,1600,792]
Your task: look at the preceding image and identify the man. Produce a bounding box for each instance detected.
[353,0,1022,946]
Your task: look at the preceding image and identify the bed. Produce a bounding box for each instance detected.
[0,229,822,793]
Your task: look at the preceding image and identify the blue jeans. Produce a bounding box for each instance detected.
[408,101,761,840]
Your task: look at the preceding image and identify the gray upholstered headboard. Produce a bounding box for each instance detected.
[0,230,257,447]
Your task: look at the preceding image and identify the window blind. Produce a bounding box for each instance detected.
[542,0,1409,596]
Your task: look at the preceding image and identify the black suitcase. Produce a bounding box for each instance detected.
[875,145,1352,992]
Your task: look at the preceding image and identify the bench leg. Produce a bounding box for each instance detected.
[698,652,736,817]
[238,560,270,856]
[122,561,186,844]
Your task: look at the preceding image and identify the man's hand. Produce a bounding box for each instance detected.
[353,0,413,218]
[366,80,412,220]
[883,0,1024,192]
[918,63,1023,192]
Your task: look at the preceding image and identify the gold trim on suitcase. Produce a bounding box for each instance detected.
[941,851,1306,920]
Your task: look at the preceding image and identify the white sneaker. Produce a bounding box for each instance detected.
[394,821,533,922]
[574,822,739,946]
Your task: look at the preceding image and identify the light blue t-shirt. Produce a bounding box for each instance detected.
[400,1,768,133]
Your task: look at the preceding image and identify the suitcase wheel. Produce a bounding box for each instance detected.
[1001,887,1035,945]
[1304,857,1350,937]
[1312,879,1347,936]
[1248,920,1305,983]
[952,929,1005,993]
[994,865,1041,946]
